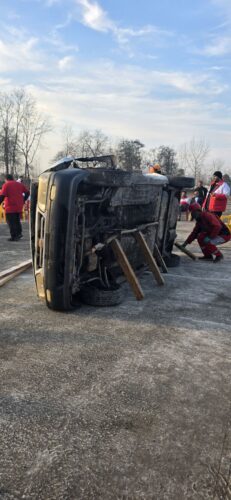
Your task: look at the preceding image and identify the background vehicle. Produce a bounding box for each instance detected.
[30,156,194,310]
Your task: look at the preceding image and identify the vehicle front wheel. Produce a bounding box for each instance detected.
[80,280,125,306]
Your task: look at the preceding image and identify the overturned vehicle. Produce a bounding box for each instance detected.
[30,156,194,311]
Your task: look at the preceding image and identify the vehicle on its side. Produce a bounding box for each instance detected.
[30,155,194,311]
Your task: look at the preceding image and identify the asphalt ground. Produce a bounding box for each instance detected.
[0,221,230,500]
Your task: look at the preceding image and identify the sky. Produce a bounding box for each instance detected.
[1,0,231,172]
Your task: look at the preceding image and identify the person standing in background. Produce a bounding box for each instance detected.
[195,180,207,206]
[0,174,30,241]
[178,191,191,221]
[190,190,200,204]
[203,171,230,217]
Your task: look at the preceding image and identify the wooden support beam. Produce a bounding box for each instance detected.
[134,232,164,286]
[154,244,168,274]
[110,238,144,301]
[174,241,197,261]
[0,260,32,287]
[0,260,32,280]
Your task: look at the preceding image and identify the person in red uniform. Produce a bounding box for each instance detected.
[0,174,30,241]
[203,171,230,217]
[182,202,231,262]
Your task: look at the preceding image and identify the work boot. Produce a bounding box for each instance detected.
[214,254,223,263]
[198,255,213,260]
[7,237,17,241]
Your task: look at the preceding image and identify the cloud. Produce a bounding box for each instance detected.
[48,14,79,53]
[19,54,231,170]
[58,55,75,70]
[0,77,12,88]
[200,36,231,56]
[47,33,79,53]
[131,68,228,96]
[31,76,231,171]
[74,0,173,49]
[52,14,73,32]
[0,35,43,73]
[75,0,113,32]
[26,60,229,123]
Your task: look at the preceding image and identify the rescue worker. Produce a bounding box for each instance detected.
[203,171,230,217]
[0,174,30,241]
[148,163,162,174]
[182,202,231,262]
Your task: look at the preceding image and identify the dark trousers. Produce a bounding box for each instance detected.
[6,213,22,239]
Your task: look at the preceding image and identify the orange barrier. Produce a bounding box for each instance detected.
[221,214,231,232]
[0,204,30,223]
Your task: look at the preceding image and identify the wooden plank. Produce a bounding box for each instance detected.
[174,241,197,260]
[0,260,32,279]
[0,261,32,287]
[134,232,164,286]
[110,238,144,301]
[154,244,168,274]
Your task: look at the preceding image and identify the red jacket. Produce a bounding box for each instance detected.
[0,180,30,213]
[185,211,230,244]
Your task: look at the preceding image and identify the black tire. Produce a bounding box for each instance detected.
[163,253,181,267]
[168,176,195,188]
[80,280,125,306]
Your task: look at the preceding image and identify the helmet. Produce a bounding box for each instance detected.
[189,202,201,213]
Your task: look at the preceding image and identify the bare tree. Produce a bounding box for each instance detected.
[17,95,51,177]
[178,138,210,183]
[52,128,110,165]
[62,125,77,156]
[202,158,225,184]
[51,125,77,163]
[75,129,109,159]
[0,92,15,175]
[0,89,51,177]
[11,90,28,175]
[212,158,224,172]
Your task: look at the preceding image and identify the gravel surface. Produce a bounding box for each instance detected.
[0,221,230,500]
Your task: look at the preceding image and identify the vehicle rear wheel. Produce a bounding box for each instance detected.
[80,280,125,306]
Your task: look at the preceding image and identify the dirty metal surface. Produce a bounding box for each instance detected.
[0,221,230,500]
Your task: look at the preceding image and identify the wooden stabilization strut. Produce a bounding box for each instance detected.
[174,242,197,261]
[0,260,32,287]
